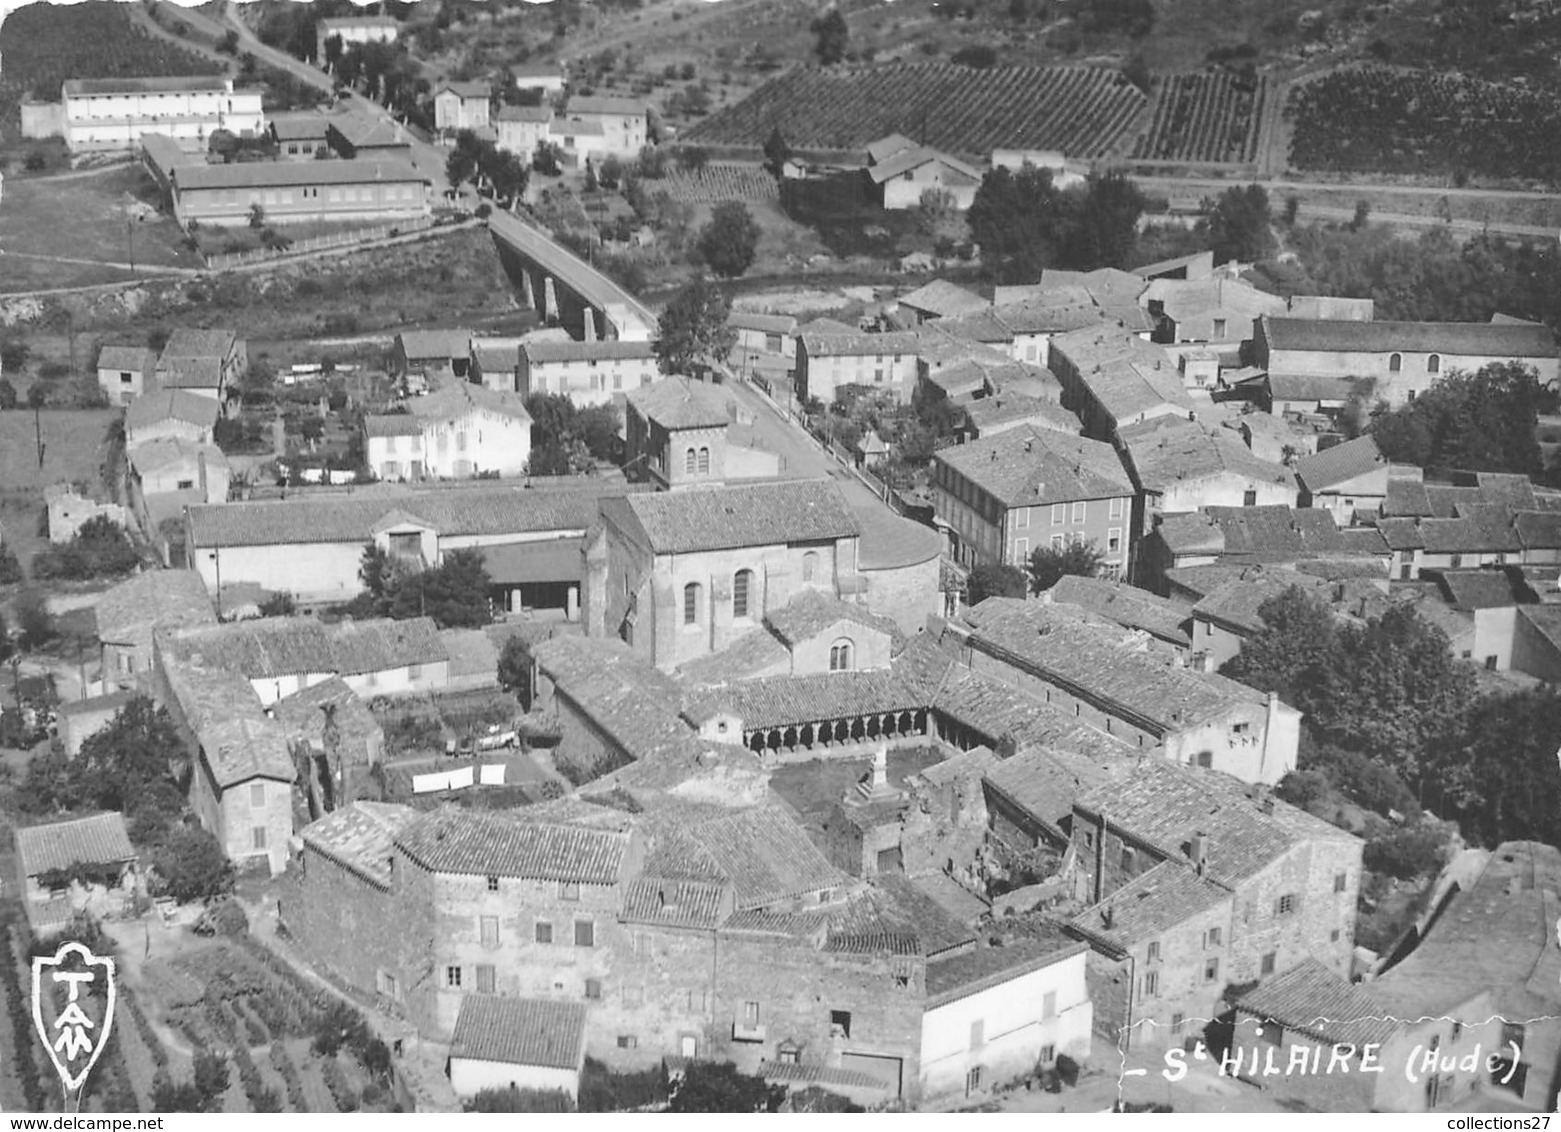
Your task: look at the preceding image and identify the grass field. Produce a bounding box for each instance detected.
[0,164,201,292]
[770,745,948,831]
[0,408,116,572]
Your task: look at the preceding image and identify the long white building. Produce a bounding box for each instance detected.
[62,76,264,154]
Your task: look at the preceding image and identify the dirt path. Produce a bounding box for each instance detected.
[125,1,233,69]
[0,249,195,275]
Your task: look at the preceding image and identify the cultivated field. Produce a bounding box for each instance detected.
[0,165,200,291]
[685,63,1149,159]
[1132,71,1270,165]
[660,163,780,204]
[0,1,223,140]
[1287,66,1561,185]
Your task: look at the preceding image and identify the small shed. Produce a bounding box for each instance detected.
[14,813,138,935]
[448,996,587,1101]
[57,691,135,757]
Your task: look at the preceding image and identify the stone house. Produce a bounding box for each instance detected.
[391,329,474,383]
[449,996,588,1100]
[796,329,921,406]
[1252,316,1561,409]
[156,328,246,411]
[124,387,220,448]
[1373,474,1561,581]
[867,144,982,212]
[622,378,780,490]
[955,597,1301,786]
[932,425,1136,575]
[516,340,660,407]
[95,344,158,406]
[268,113,329,160]
[1294,435,1393,527]
[15,812,139,936]
[434,81,492,135]
[1064,760,1364,1057]
[495,105,552,164]
[44,484,128,544]
[96,570,217,692]
[554,96,647,159]
[1047,325,1193,444]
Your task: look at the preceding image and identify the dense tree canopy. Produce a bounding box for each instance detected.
[967,168,1149,283]
[811,9,849,65]
[697,202,761,278]
[654,275,736,375]
[669,1062,786,1113]
[1369,361,1548,476]
[1206,183,1275,263]
[352,545,494,628]
[965,562,1028,606]
[1027,540,1105,594]
[20,697,188,819]
[524,393,619,475]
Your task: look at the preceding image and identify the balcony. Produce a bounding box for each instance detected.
[732,1021,767,1043]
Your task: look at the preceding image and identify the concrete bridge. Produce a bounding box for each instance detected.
[487,210,658,343]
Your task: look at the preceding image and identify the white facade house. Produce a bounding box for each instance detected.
[362,382,532,481]
[517,339,660,407]
[62,76,264,154]
[448,997,587,1101]
[495,105,551,163]
[920,940,1092,1101]
[869,145,983,211]
[554,96,647,159]
[434,82,492,135]
[316,15,399,62]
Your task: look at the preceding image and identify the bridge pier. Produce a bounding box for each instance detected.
[543,275,558,324]
[520,269,535,312]
[583,307,597,342]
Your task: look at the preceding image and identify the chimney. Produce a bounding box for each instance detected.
[1189,833,1208,876]
[1023,438,1033,453]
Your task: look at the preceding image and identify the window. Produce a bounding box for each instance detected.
[1072,501,1086,522]
[874,369,884,383]
[1330,929,1341,942]
[1042,991,1057,1020]
[684,583,701,626]
[574,919,594,947]
[1260,951,1276,976]
[1407,389,1417,402]
[1196,750,1214,768]
[969,1019,985,1050]
[251,826,268,850]
[1051,533,1064,551]
[1012,537,1028,564]
[1452,1022,1463,1043]
[1015,507,1030,529]
[802,551,819,582]
[535,921,553,944]
[445,965,462,989]
[1083,830,1095,851]
[829,638,854,672]
[1276,893,1297,916]
[1428,354,1441,373]
[966,1067,984,1094]
[1212,318,1227,338]
[733,569,754,618]
[1389,353,1403,372]
[1146,941,1161,963]
[1334,872,1347,893]
[1243,488,1258,506]
[487,875,499,892]
[480,916,499,947]
[1171,1014,1185,1038]
[560,880,580,901]
[1205,927,1222,949]
[1120,846,1136,871]
[743,1001,760,1027]
[1107,529,1121,554]
[1141,972,1159,999]
[697,447,710,474]
[830,1010,852,1038]
[1052,503,1065,525]
[377,970,399,1000]
[617,1035,638,1049]
[1203,958,1220,983]
[250,783,266,808]
[685,447,697,474]
[584,978,602,1000]
[176,479,195,490]
[1109,496,1125,520]
[475,964,495,994]
[1450,553,1463,568]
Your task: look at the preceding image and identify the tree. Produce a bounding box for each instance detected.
[388,548,493,628]
[763,128,791,176]
[533,141,562,177]
[1351,199,1371,231]
[1207,184,1274,263]
[497,635,530,699]
[20,696,188,818]
[966,164,1070,283]
[14,587,53,650]
[258,592,297,617]
[1063,171,1147,270]
[247,202,266,229]
[152,1076,205,1114]
[1027,539,1106,594]
[654,274,736,375]
[26,382,48,410]
[696,202,760,278]
[192,1051,231,1111]
[217,28,240,54]
[0,337,29,373]
[467,1087,574,1112]
[810,9,849,65]
[1221,586,1342,713]
[0,378,16,411]
[669,1062,786,1113]
[150,823,235,903]
[1370,362,1546,476]
[1437,687,1561,847]
[445,131,482,191]
[966,563,1028,606]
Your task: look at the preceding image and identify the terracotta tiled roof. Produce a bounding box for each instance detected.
[1430,568,1525,611]
[198,715,298,788]
[1235,957,1399,1049]
[1193,574,1336,636]
[520,339,656,364]
[925,928,1085,1007]
[983,743,1129,832]
[299,801,417,889]
[396,329,472,361]
[271,676,383,766]
[681,670,921,731]
[1048,326,1192,422]
[362,414,422,438]
[395,381,531,425]
[1261,316,1558,358]
[1047,576,1191,647]
[529,635,691,759]
[567,95,647,117]
[936,425,1132,508]
[761,1061,892,1092]
[721,908,827,938]
[1072,760,1359,887]
[674,628,792,686]
[1120,416,1295,493]
[625,377,735,430]
[450,996,587,1071]
[869,874,978,958]
[607,479,859,554]
[395,806,629,883]
[1294,435,1386,493]
[157,356,225,391]
[97,344,157,375]
[798,329,921,358]
[1371,840,1561,1017]
[686,806,842,910]
[762,590,898,649]
[1068,860,1232,951]
[932,664,1130,753]
[95,569,215,645]
[964,392,1080,435]
[965,598,1271,730]
[15,813,135,877]
[619,878,728,929]
[163,616,446,679]
[899,280,989,319]
[187,481,634,548]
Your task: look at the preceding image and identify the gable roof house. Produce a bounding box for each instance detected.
[1253,316,1561,410]
[1047,325,1194,443]
[796,328,923,406]
[897,280,989,324]
[434,80,492,135]
[124,387,221,447]
[155,328,246,410]
[957,597,1301,785]
[1373,473,1561,581]
[391,328,474,382]
[268,112,330,160]
[931,426,1136,576]
[1064,759,1363,1056]
[554,95,647,159]
[15,813,139,935]
[867,143,983,211]
[449,996,589,1100]
[362,381,533,482]
[96,344,159,406]
[1294,435,1392,526]
[96,569,217,692]
[515,339,661,407]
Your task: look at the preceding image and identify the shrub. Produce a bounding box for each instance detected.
[1364,822,1451,880]
[270,1043,307,1110]
[467,1086,575,1112]
[0,547,22,585]
[321,1055,360,1112]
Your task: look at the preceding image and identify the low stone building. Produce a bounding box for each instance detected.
[15,812,138,936]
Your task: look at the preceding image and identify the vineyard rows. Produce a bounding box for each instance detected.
[685,64,1148,159]
[0,1,222,133]
[661,163,780,203]
[1133,71,1268,164]
[1287,65,1561,183]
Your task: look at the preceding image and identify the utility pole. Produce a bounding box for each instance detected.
[33,401,44,469]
